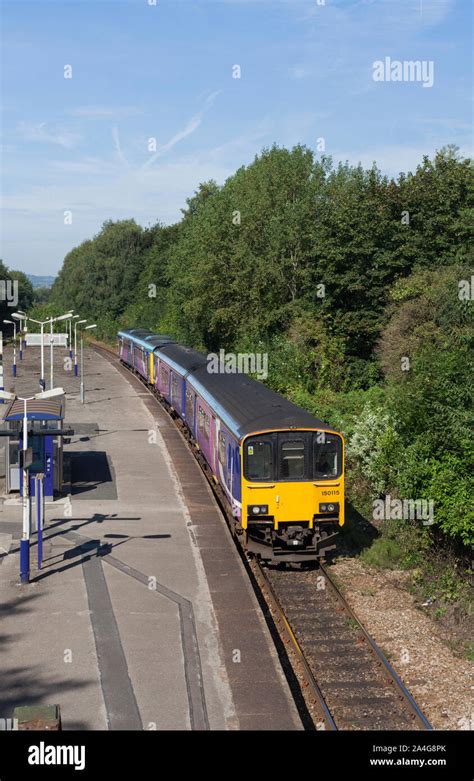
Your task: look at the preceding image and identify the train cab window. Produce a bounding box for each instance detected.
[280,440,305,479]
[244,439,273,481]
[313,434,342,479]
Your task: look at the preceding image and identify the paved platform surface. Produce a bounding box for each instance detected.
[0,340,302,730]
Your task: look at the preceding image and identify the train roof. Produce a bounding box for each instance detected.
[146,335,175,347]
[125,328,154,337]
[119,329,334,438]
[118,330,174,352]
[157,343,209,377]
[187,366,330,439]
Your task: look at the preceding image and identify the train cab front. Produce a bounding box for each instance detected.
[241,429,344,563]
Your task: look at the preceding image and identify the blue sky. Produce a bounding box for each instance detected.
[1,0,472,275]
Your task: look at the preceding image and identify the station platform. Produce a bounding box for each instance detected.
[0,341,302,730]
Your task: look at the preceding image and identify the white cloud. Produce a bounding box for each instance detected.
[302,0,455,28]
[47,157,116,175]
[17,121,82,149]
[289,65,311,80]
[141,90,222,169]
[112,126,130,168]
[68,105,143,119]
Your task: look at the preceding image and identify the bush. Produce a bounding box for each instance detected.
[348,404,401,494]
[362,518,431,570]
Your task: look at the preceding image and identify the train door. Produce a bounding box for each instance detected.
[274,432,314,524]
[185,387,195,433]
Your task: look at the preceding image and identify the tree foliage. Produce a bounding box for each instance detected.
[42,144,472,546]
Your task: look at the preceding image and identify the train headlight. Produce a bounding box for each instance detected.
[248,505,269,515]
[319,502,339,513]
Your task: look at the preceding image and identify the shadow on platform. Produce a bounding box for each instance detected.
[70,451,117,500]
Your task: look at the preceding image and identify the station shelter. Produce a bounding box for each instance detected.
[2,397,65,499]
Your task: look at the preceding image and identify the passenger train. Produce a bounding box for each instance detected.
[118,328,345,563]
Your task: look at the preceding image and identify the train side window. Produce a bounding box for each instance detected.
[186,389,195,423]
[160,366,168,386]
[171,374,179,403]
[198,406,210,441]
[313,434,342,479]
[198,406,205,432]
[218,433,226,465]
[244,439,273,481]
[280,440,305,479]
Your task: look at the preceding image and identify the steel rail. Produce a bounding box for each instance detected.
[252,559,337,730]
[320,563,433,731]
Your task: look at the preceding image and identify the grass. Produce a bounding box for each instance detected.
[361,537,403,569]
[352,516,473,660]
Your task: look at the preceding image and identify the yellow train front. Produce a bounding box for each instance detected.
[241,428,344,562]
[117,329,344,563]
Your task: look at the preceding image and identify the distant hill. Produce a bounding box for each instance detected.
[27,274,56,289]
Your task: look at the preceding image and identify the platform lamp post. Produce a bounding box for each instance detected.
[74,319,87,376]
[24,315,47,390]
[11,311,26,361]
[3,319,17,376]
[18,311,26,359]
[0,386,64,584]
[23,312,72,391]
[69,315,79,360]
[49,312,73,390]
[17,310,26,357]
[80,324,97,404]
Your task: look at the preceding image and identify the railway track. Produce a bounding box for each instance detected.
[253,561,432,731]
[92,341,432,731]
